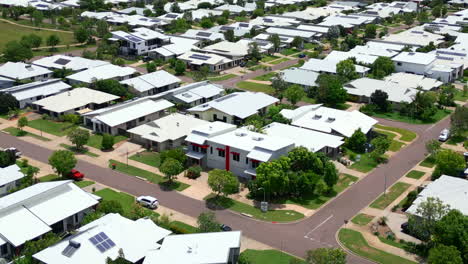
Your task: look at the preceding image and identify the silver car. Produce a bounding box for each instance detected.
[136,196,159,209]
[438,129,450,142]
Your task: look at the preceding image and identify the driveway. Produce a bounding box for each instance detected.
[0,114,450,263]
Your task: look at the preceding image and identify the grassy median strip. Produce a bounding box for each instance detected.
[207,74,237,81]
[204,194,304,222]
[405,170,425,179]
[370,182,411,210]
[3,127,51,141]
[109,160,189,191]
[240,249,305,264]
[351,213,374,226]
[59,143,99,157]
[389,140,405,152]
[339,229,416,264]
[420,155,435,168]
[374,125,417,142]
[129,152,161,168]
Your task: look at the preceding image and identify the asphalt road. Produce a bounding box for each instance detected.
[0,115,450,263]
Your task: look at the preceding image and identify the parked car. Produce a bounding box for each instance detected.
[220,224,232,231]
[136,196,159,209]
[2,147,22,158]
[69,169,84,180]
[142,56,152,62]
[298,53,306,58]
[401,222,409,234]
[438,129,450,142]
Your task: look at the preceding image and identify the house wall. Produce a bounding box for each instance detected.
[20,73,53,83]
[95,110,166,135]
[192,109,234,124]
[0,179,20,197]
[394,61,432,75]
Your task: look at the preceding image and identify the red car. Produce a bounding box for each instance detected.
[69,169,84,180]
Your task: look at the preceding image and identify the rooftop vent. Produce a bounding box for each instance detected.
[252,136,264,141]
[327,117,336,123]
[235,131,247,137]
[313,114,322,120]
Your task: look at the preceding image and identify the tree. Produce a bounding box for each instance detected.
[371,56,394,79]
[425,139,441,156]
[17,116,28,131]
[101,133,114,150]
[222,10,230,19]
[403,13,414,26]
[336,59,358,82]
[252,8,264,18]
[408,197,450,241]
[417,11,429,24]
[200,17,214,28]
[160,158,184,183]
[364,24,377,39]
[323,162,338,190]
[208,169,239,197]
[410,91,438,121]
[248,42,262,61]
[433,149,465,179]
[0,92,19,115]
[67,128,90,150]
[450,106,468,138]
[146,62,156,73]
[198,2,212,8]
[48,150,77,178]
[217,16,228,25]
[21,34,42,48]
[428,245,463,264]
[160,148,187,165]
[192,65,210,81]
[345,129,367,153]
[22,232,61,258]
[174,60,186,75]
[74,27,90,43]
[269,34,281,52]
[291,36,304,49]
[93,79,131,98]
[0,151,16,168]
[370,136,391,162]
[197,211,220,232]
[316,74,347,107]
[32,10,43,26]
[3,41,33,62]
[433,210,468,263]
[46,34,60,50]
[370,90,390,112]
[271,76,288,100]
[97,200,124,215]
[143,9,153,17]
[306,248,347,264]
[170,2,181,13]
[224,29,235,42]
[284,85,305,105]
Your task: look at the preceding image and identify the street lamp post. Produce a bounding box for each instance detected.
[258,187,267,213]
[258,187,266,202]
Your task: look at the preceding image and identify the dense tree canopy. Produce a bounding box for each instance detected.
[0,93,19,115]
[433,149,465,179]
[48,150,77,178]
[93,79,133,98]
[316,74,347,107]
[371,56,395,79]
[3,41,33,62]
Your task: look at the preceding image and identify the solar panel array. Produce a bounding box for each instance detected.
[437,50,466,57]
[54,58,71,66]
[189,54,212,61]
[197,32,212,37]
[166,14,178,18]
[436,56,454,61]
[221,26,234,31]
[126,36,143,42]
[89,232,116,253]
[263,18,274,23]
[239,23,249,27]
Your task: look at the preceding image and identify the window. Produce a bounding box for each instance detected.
[1,244,7,256]
[251,161,260,168]
[210,147,213,154]
[397,62,402,66]
[138,116,145,122]
[74,214,78,223]
[213,114,218,120]
[192,145,200,152]
[245,158,248,164]
[218,149,225,157]
[232,153,240,162]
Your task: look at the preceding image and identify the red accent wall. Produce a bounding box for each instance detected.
[225,145,230,171]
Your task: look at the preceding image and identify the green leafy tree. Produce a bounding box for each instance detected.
[425,139,441,156]
[284,85,305,105]
[48,150,77,178]
[450,106,468,138]
[336,59,358,82]
[403,13,414,26]
[46,34,61,50]
[370,90,390,112]
[433,149,465,179]
[67,128,90,150]
[364,24,377,39]
[272,76,288,100]
[3,41,33,62]
[291,36,304,49]
[97,200,124,215]
[224,29,235,42]
[408,197,450,241]
[252,8,264,18]
[208,169,239,197]
[32,10,43,26]
[170,2,181,12]
[345,129,367,153]
[371,56,395,79]
[17,116,28,131]
[248,42,262,61]
[160,158,184,182]
[428,245,463,264]
[316,74,347,107]
[22,233,61,257]
[146,62,156,73]
[101,133,114,150]
[417,11,429,23]
[93,79,132,98]
[410,91,438,121]
[20,34,42,48]
[323,162,338,190]
[200,17,214,28]
[192,65,210,81]
[306,248,347,264]
[74,27,90,43]
[197,211,220,232]
[433,210,468,262]
[0,92,19,114]
[160,148,187,165]
[174,60,186,75]
[370,136,391,162]
[269,34,281,52]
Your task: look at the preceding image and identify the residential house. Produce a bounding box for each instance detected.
[157,12,184,22]
[66,64,137,85]
[32,55,110,72]
[431,48,468,70]
[0,62,52,82]
[200,41,251,67]
[0,77,14,89]
[178,51,233,72]
[250,15,302,27]
[1,79,71,108]
[185,123,294,178]
[280,104,378,137]
[110,27,170,56]
[301,58,370,76]
[182,29,225,42]
[278,68,320,89]
[120,71,181,97]
[33,88,119,118]
[318,14,376,29]
[188,92,279,125]
[214,3,256,14]
[210,22,262,37]
[381,26,445,48]
[33,213,172,264]
[128,113,210,151]
[265,26,319,43]
[149,36,200,61]
[167,81,224,107]
[263,122,344,156]
[0,180,100,259]
[144,231,241,264]
[191,9,224,21]
[384,72,443,91]
[81,12,168,29]
[82,98,174,135]
[0,164,25,197]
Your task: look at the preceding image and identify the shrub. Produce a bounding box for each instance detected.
[360,104,378,115]
[186,165,202,179]
[101,133,114,150]
[386,233,396,241]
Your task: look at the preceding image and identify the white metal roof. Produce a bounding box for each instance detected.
[392,52,436,65]
[3,79,71,101]
[182,29,225,41]
[202,41,250,57]
[172,83,223,103]
[266,27,316,39]
[188,92,279,119]
[345,78,417,103]
[264,122,344,152]
[382,26,445,47]
[121,71,181,93]
[33,213,172,264]
[32,55,109,71]
[0,164,25,186]
[0,62,52,80]
[301,58,370,74]
[66,64,136,84]
[325,50,379,65]
[279,68,319,87]
[384,72,442,91]
[185,121,237,145]
[127,113,209,143]
[178,51,232,66]
[407,175,468,216]
[33,88,119,113]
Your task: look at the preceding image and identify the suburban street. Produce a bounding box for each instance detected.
[0,113,450,263]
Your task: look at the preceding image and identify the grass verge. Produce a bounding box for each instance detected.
[170,221,199,234]
[351,213,374,226]
[27,119,76,136]
[370,182,411,210]
[374,124,417,142]
[129,151,161,168]
[207,74,237,81]
[253,72,276,81]
[3,127,51,141]
[86,134,127,150]
[419,155,435,168]
[38,174,60,182]
[60,143,99,157]
[350,153,378,173]
[372,109,451,125]
[269,58,290,65]
[237,81,274,94]
[75,180,95,188]
[405,170,425,179]
[240,249,305,264]
[389,140,405,152]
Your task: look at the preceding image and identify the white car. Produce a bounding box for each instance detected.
[2,147,22,158]
[136,196,159,209]
[438,129,450,142]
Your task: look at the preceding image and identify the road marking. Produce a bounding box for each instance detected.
[304,214,334,238]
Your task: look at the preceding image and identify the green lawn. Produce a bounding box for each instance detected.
[378,236,406,250]
[86,134,127,150]
[0,20,75,51]
[405,170,425,179]
[207,74,237,81]
[281,174,358,209]
[260,55,280,63]
[94,188,136,214]
[454,89,468,102]
[350,153,378,173]
[248,65,264,71]
[129,152,161,168]
[27,119,75,136]
[269,58,290,65]
[351,213,374,226]
[376,130,398,140]
[374,124,417,142]
[32,44,96,57]
[339,229,416,264]
[205,194,304,222]
[389,140,405,152]
[109,160,189,191]
[240,250,305,264]
[253,72,277,81]
[170,221,199,234]
[303,43,317,50]
[59,143,99,157]
[39,174,60,182]
[301,96,317,104]
[2,127,51,141]
[237,81,274,94]
[280,48,300,56]
[372,109,451,125]
[370,182,411,210]
[420,155,435,168]
[75,180,95,188]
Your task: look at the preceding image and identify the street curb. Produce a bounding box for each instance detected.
[335,226,378,264]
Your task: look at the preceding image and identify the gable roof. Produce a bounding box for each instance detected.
[392,52,436,65]
[32,55,109,71]
[0,164,25,187]
[301,58,370,74]
[345,78,417,103]
[0,62,52,80]
[2,79,71,101]
[120,71,181,93]
[66,64,136,84]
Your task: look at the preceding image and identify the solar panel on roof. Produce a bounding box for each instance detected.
[37,4,48,7]
[166,14,178,18]
[126,36,143,42]
[437,50,465,57]
[264,18,273,23]
[54,58,71,65]
[197,32,212,37]
[221,26,234,31]
[436,56,454,61]
[189,54,211,61]
[239,23,249,27]
[410,31,424,34]
[89,232,115,253]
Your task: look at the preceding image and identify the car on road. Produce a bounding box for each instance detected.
[2,147,22,158]
[136,196,159,209]
[438,129,450,142]
[69,169,84,180]
[220,224,232,231]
